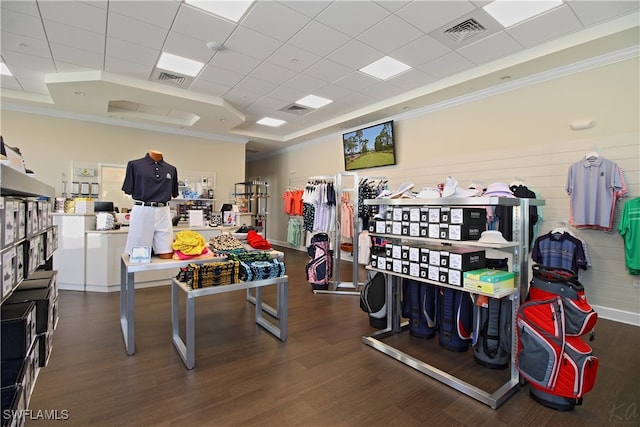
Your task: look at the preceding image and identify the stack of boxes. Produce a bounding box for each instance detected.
[1,301,38,420]
[1,198,57,300]
[1,193,58,423]
[371,242,486,288]
[369,204,519,292]
[369,205,487,241]
[463,268,515,293]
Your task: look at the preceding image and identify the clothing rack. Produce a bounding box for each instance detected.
[314,172,387,296]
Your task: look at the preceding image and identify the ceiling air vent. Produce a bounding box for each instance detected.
[280,103,314,116]
[443,18,486,44]
[157,72,187,86]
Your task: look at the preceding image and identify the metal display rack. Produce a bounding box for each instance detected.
[313,172,387,296]
[362,196,544,409]
[233,180,269,236]
[1,164,57,422]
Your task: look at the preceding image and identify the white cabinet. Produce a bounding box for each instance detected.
[84,226,224,292]
[52,213,95,291]
[362,196,544,409]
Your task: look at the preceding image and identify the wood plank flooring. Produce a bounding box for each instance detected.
[26,246,640,426]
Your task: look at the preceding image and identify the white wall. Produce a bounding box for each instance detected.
[0,111,246,209]
[248,57,640,323]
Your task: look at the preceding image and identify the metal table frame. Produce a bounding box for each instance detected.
[120,253,283,356]
[120,254,229,355]
[171,276,288,369]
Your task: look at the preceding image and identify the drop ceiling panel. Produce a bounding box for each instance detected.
[506,5,584,48]
[221,88,261,110]
[266,44,321,72]
[109,0,181,29]
[333,71,378,92]
[49,43,103,70]
[419,51,475,79]
[105,38,159,68]
[223,26,281,61]
[281,72,327,93]
[0,75,22,91]
[241,1,310,42]
[1,9,48,38]
[208,50,261,76]
[188,79,228,98]
[248,62,297,86]
[568,0,640,27]
[0,1,40,16]
[162,31,216,63]
[171,4,236,42]
[388,68,437,91]
[316,1,389,38]
[38,1,106,33]
[392,35,452,68]
[1,32,52,61]
[106,13,169,50]
[396,0,477,34]
[326,39,384,70]
[198,65,246,87]
[277,1,330,19]
[232,76,279,98]
[104,57,153,80]
[303,59,352,84]
[457,31,523,65]
[263,85,308,105]
[287,20,350,57]
[43,21,105,56]
[1,50,56,74]
[358,14,424,53]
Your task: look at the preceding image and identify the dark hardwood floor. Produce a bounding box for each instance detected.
[26,246,640,426]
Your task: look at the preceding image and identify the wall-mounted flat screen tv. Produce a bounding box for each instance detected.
[342,120,396,171]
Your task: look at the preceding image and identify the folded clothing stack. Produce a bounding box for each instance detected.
[179,260,241,289]
[247,230,272,250]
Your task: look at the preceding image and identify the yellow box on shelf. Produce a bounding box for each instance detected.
[463,268,515,294]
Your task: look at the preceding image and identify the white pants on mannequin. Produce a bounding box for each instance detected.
[124,204,173,256]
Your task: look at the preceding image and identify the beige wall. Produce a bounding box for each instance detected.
[248,57,640,321]
[0,111,246,209]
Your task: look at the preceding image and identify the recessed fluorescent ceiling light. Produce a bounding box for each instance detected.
[360,56,411,80]
[257,117,287,127]
[156,52,204,77]
[483,0,563,27]
[295,95,333,109]
[185,0,254,23]
[0,63,12,76]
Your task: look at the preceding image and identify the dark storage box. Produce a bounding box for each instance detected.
[6,288,51,334]
[440,207,450,223]
[37,332,51,367]
[1,302,36,361]
[1,358,25,388]
[447,247,487,272]
[439,223,449,240]
[438,267,449,284]
[449,208,487,225]
[447,223,485,241]
[1,385,24,427]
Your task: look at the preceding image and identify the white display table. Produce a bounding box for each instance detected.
[120,250,285,356]
[86,226,223,292]
[171,276,288,369]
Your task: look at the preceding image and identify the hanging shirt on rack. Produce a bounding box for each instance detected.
[618,197,640,275]
[566,155,627,232]
[531,231,588,275]
[341,193,354,239]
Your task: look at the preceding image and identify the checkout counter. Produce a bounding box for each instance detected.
[53,213,237,292]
